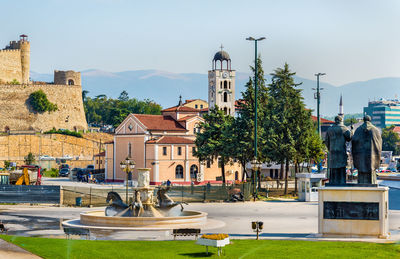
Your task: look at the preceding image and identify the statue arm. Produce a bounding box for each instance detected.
[344,129,352,141]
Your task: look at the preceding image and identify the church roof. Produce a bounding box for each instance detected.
[162,105,200,113]
[133,114,187,132]
[213,50,230,61]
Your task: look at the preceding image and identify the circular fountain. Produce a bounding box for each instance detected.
[62,168,215,231]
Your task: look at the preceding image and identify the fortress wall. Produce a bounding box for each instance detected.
[0,133,102,168]
[0,49,22,83]
[0,84,88,132]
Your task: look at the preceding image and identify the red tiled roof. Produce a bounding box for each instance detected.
[177,115,198,121]
[311,115,334,124]
[184,99,195,104]
[392,126,400,133]
[162,105,200,113]
[146,136,194,144]
[94,151,105,157]
[133,114,187,131]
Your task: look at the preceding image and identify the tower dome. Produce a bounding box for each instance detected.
[212,45,231,71]
[213,50,231,61]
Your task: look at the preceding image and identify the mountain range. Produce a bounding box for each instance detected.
[30,70,400,117]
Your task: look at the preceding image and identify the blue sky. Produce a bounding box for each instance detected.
[1,0,399,85]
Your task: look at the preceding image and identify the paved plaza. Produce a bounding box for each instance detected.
[1,188,400,242]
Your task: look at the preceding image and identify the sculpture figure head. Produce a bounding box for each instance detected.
[334,115,343,125]
[363,115,371,122]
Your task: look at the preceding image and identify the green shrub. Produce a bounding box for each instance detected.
[29,90,58,113]
[9,79,20,85]
[44,128,82,138]
[42,168,59,177]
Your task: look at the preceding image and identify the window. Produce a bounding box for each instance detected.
[229,82,231,89]
[220,81,222,89]
[128,143,132,157]
[206,160,211,168]
[224,92,228,102]
[163,147,167,156]
[68,79,74,85]
[223,107,227,114]
[190,165,198,179]
[178,147,182,156]
[192,147,196,154]
[218,157,222,168]
[235,171,239,180]
[200,105,203,109]
[175,165,184,179]
[195,104,198,109]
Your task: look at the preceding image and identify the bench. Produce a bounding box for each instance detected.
[172,228,201,240]
[63,227,90,239]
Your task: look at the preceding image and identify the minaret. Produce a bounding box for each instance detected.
[338,94,344,117]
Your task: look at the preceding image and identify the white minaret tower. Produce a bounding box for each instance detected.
[208,45,236,116]
[339,94,344,117]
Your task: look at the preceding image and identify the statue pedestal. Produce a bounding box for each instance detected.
[318,186,389,238]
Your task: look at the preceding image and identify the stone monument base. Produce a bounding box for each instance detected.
[318,186,389,238]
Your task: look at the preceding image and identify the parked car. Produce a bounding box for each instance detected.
[86,165,95,171]
[59,168,70,177]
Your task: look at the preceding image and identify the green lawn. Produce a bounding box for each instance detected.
[1,235,399,259]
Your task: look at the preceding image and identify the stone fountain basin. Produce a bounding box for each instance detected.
[80,210,208,228]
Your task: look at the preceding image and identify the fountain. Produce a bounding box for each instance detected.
[62,168,212,230]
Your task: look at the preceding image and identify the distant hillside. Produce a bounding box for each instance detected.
[30,70,400,117]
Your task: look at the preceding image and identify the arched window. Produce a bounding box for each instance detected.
[224,81,227,89]
[175,165,184,179]
[190,165,198,179]
[228,108,231,114]
[223,107,227,114]
[235,171,239,180]
[224,92,228,102]
[68,79,74,85]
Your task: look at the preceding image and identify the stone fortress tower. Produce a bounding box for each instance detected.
[0,34,30,84]
[54,70,81,85]
[208,46,236,116]
[0,35,88,132]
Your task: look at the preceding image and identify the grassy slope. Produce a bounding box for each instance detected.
[1,236,399,259]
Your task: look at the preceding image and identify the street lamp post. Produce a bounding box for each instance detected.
[247,36,265,201]
[313,72,326,173]
[120,157,136,204]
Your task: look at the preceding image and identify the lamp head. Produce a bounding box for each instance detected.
[246,37,255,41]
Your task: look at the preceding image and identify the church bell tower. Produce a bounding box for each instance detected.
[208,45,235,116]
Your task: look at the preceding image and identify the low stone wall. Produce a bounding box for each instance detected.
[0,133,103,168]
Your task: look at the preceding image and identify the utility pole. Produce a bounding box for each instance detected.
[313,72,326,173]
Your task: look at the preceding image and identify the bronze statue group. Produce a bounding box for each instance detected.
[325,115,382,186]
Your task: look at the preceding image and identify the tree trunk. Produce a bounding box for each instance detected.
[221,157,226,184]
[241,161,248,182]
[280,163,284,179]
[284,158,289,195]
[294,162,298,194]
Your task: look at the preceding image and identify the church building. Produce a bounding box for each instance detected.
[105,48,242,184]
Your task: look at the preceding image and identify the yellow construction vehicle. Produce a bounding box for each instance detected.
[15,167,30,185]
